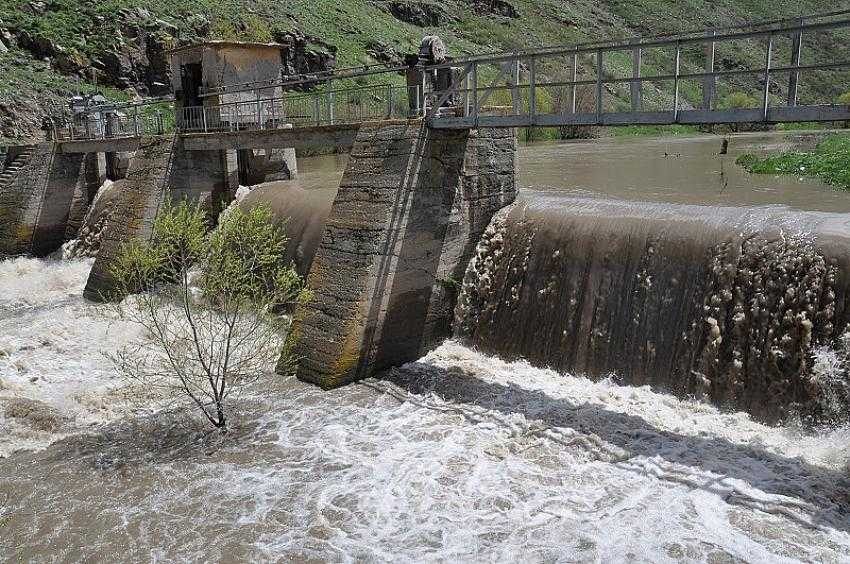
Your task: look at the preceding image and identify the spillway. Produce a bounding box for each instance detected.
[456,195,850,424]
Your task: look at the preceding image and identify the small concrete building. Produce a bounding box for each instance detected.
[169,41,296,184]
[169,41,286,110]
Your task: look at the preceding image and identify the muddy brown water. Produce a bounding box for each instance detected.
[2,133,850,561]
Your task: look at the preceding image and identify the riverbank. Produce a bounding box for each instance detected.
[737,133,850,190]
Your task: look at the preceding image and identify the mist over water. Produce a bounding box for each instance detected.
[2,135,850,561]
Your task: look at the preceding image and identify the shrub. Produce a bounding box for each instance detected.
[108,200,309,430]
[718,92,760,110]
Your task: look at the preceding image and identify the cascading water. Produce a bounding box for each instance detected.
[456,196,850,424]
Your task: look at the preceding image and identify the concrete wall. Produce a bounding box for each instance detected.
[83,139,233,301]
[170,42,284,109]
[285,122,516,388]
[0,143,86,257]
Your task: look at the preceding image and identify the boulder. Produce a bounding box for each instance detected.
[387,1,446,27]
[469,0,519,18]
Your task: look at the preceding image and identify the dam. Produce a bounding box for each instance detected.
[1,13,850,560]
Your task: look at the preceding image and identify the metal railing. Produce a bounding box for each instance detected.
[178,83,416,133]
[53,100,175,141]
[52,11,850,141]
[423,13,850,128]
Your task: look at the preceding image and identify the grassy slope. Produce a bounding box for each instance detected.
[0,0,847,142]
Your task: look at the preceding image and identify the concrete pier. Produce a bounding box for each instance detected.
[0,143,85,257]
[284,121,516,388]
[82,137,235,301]
[1,119,516,387]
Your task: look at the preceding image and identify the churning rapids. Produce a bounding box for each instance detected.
[1,135,850,562]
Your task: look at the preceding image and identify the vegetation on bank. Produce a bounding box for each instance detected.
[3,0,850,141]
[108,201,309,430]
[736,134,850,190]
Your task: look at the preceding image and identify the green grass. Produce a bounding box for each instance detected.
[736,134,850,189]
[612,124,701,137]
[2,0,850,141]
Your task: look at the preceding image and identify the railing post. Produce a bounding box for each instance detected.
[673,41,681,121]
[762,33,774,121]
[315,95,321,126]
[464,72,471,117]
[134,105,140,136]
[156,111,163,135]
[596,49,603,123]
[788,18,803,107]
[703,31,716,110]
[631,39,642,112]
[472,62,479,124]
[387,84,394,118]
[529,57,537,125]
[270,97,277,128]
[328,90,335,124]
[512,58,521,115]
[420,73,427,117]
[256,92,262,130]
[570,51,578,114]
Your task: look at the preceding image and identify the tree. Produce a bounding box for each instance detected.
[107,200,309,430]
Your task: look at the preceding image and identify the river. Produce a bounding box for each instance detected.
[1,133,849,562]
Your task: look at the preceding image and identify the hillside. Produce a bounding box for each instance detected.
[0,0,847,142]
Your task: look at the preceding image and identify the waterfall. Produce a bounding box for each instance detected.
[455,195,850,423]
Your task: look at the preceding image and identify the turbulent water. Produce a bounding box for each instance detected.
[3,136,850,561]
[1,257,849,562]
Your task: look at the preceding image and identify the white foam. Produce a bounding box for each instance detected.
[1,257,848,562]
[0,257,144,456]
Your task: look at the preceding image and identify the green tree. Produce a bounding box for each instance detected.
[108,200,309,430]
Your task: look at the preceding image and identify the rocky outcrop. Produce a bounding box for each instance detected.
[386,1,448,27]
[274,29,337,81]
[469,0,520,19]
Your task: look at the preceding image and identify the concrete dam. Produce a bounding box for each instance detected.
[4,18,850,559]
[3,19,850,427]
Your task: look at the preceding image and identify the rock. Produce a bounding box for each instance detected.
[53,46,89,75]
[0,29,16,50]
[16,30,59,59]
[469,0,520,18]
[27,1,46,15]
[366,40,402,65]
[387,1,447,27]
[274,29,337,79]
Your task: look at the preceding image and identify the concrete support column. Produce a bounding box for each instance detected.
[0,143,86,257]
[84,138,177,301]
[65,152,107,240]
[84,139,233,301]
[283,122,516,388]
[31,151,86,256]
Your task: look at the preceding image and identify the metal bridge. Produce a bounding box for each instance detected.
[53,10,850,146]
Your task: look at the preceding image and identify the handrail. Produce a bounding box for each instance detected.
[51,12,850,141]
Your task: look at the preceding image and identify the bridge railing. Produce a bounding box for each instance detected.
[53,100,176,141]
[178,83,415,133]
[424,14,850,128]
